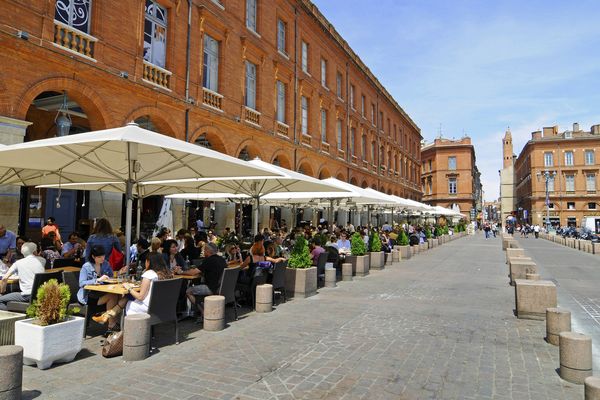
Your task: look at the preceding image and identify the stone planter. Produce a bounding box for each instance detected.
[410,245,418,256]
[345,255,369,277]
[0,310,26,345]
[427,238,434,248]
[369,251,384,270]
[15,316,85,370]
[437,237,443,246]
[398,245,411,260]
[285,267,317,298]
[419,243,427,252]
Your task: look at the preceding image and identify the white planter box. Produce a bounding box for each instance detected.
[285,267,317,298]
[15,316,84,369]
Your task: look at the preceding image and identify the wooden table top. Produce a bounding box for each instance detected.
[84,283,138,295]
[52,266,81,273]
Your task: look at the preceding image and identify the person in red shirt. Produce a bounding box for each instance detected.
[41,217,62,244]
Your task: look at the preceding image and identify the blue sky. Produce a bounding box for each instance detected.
[313,0,600,200]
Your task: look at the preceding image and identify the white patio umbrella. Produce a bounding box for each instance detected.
[164,158,348,234]
[0,124,281,260]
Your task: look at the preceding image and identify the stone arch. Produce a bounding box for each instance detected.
[387,189,392,195]
[296,159,314,177]
[189,125,228,154]
[394,190,399,196]
[350,177,358,186]
[17,76,110,131]
[336,172,345,181]
[361,180,368,189]
[371,184,377,190]
[235,139,263,161]
[124,106,178,138]
[270,151,292,170]
[318,167,332,179]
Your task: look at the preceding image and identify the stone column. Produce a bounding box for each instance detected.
[559,332,592,384]
[255,284,273,313]
[324,268,336,287]
[546,307,571,346]
[204,295,225,331]
[0,345,23,400]
[0,116,30,232]
[342,263,353,281]
[123,314,151,361]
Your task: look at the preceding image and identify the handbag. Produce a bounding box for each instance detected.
[108,241,125,271]
[101,330,124,358]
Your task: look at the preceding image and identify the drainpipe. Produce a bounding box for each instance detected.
[184,0,192,142]
[345,62,350,163]
[293,7,299,151]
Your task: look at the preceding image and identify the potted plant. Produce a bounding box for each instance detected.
[397,228,411,260]
[345,232,369,276]
[425,226,434,249]
[14,279,84,369]
[443,225,450,242]
[368,230,384,270]
[285,236,317,298]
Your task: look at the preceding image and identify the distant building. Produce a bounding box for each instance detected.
[499,129,516,228]
[514,123,600,228]
[421,137,482,221]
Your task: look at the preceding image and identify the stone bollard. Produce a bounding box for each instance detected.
[0,345,22,400]
[546,308,571,346]
[385,253,392,266]
[526,273,540,280]
[585,376,600,399]
[559,332,593,384]
[509,258,537,285]
[204,295,225,331]
[255,284,273,313]
[324,268,336,287]
[515,279,557,320]
[342,263,353,281]
[391,249,400,262]
[123,314,151,361]
[505,248,525,264]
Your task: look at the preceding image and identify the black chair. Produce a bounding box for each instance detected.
[7,270,63,313]
[147,278,183,345]
[53,258,80,269]
[236,266,267,311]
[61,271,101,337]
[191,258,203,267]
[325,246,340,275]
[271,261,287,305]
[218,267,241,321]
[316,252,328,287]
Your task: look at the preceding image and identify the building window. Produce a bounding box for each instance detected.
[320,109,327,143]
[202,34,219,92]
[567,202,575,210]
[143,0,167,68]
[371,142,376,163]
[336,120,342,150]
[300,96,308,135]
[428,159,432,171]
[276,80,286,123]
[589,202,597,210]
[585,150,595,165]
[548,202,554,209]
[245,0,257,32]
[565,174,575,192]
[361,95,365,117]
[586,173,596,192]
[320,58,327,87]
[277,19,286,54]
[244,61,256,109]
[379,111,384,128]
[55,0,92,33]
[564,151,574,166]
[336,72,342,98]
[547,176,555,192]
[361,135,366,160]
[448,177,457,194]
[544,152,553,167]
[349,85,355,109]
[448,156,457,170]
[371,104,375,124]
[350,128,356,156]
[301,41,308,73]
[428,178,432,195]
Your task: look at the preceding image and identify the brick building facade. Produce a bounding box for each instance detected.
[514,123,600,229]
[0,0,421,237]
[420,137,482,221]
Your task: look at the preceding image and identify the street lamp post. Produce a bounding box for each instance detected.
[536,170,556,232]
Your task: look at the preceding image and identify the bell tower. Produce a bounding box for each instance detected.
[503,129,513,168]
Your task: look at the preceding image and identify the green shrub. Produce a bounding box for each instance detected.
[369,230,382,252]
[26,279,78,326]
[350,232,366,256]
[424,226,432,239]
[399,229,409,246]
[443,225,449,234]
[288,236,313,269]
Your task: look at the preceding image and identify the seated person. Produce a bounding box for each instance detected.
[224,243,243,266]
[93,253,172,325]
[0,242,45,309]
[310,237,325,265]
[61,232,83,258]
[162,239,186,271]
[174,243,225,311]
[40,231,61,266]
[78,245,116,332]
[336,232,351,251]
[129,238,150,275]
[179,235,200,262]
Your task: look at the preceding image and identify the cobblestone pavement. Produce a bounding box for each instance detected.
[21,234,583,399]
[511,235,600,369]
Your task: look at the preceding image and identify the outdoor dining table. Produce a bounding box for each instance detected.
[84,282,137,296]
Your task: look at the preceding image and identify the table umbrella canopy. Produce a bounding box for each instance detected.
[0,124,281,260]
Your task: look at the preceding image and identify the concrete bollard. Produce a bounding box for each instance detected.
[559,332,593,384]
[123,314,151,361]
[391,250,400,262]
[203,295,225,331]
[509,258,537,285]
[585,376,600,399]
[0,345,22,400]
[255,284,273,313]
[505,247,525,264]
[526,273,540,280]
[546,308,571,346]
[324,268,336,287]
[515,279,557,320]
[385,253,392,266]
[342,263,353,281]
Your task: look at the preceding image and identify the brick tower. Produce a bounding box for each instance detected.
[503,129,513,168]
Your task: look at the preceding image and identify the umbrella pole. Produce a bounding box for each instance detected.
[253,196,260,235]
[125,179,133,265]
[136,196,142,240]
[329,200,334,231]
